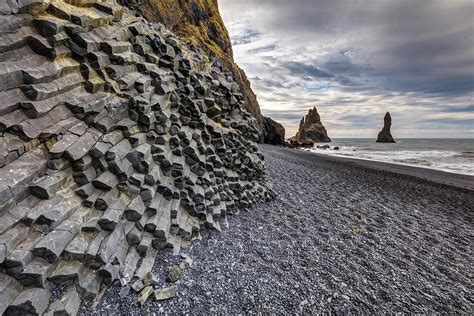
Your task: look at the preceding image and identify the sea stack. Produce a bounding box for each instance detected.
[376,112,396,143]
[293,107,331,143]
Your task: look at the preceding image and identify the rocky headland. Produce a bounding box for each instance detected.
[0,0,275,314]
[376,112,396,143]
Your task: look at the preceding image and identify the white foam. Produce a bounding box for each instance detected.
[309,146,474,176]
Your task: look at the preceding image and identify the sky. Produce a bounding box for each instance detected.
[217,0,474,138]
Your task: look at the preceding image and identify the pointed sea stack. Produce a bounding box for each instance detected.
[293,107,331,143]
[376,112,396,143]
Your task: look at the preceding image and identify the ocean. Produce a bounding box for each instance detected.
[307,138,474,176]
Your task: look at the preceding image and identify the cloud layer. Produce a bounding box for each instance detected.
[218,0,474,138]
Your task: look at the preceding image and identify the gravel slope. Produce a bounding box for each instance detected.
[81,145,474,314]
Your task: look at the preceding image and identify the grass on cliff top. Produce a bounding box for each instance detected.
[146,1,233,58]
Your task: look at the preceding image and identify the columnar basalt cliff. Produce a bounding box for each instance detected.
[129,0,284,143]
[0,1,275,314]
[292,107,331,143]
[376,112,396,143]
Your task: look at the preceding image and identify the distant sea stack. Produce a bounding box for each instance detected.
[293,107,332,143]
[376,112,396,143]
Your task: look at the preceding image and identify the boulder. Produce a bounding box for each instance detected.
[154,286,177,301]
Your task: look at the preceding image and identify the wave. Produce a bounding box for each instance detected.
[457,152,474,159]
[309,146,474,176]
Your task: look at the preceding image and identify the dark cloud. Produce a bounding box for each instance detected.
[284,62,334,79]
[422,118,474,125]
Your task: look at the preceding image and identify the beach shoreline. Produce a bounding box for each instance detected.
[299,148,474,191]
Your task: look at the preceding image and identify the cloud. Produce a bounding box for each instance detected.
[440,105,474,113]
[247,44,278,54]
[284,62,334,79]
[218,0,474,138]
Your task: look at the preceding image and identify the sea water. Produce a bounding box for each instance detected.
[308,138,474,176]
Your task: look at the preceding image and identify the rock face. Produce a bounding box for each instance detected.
[293,107,331,143]
[376,112,396,143]
[0,0,275,314]
[262,117,285,145]
[131,0,282,142]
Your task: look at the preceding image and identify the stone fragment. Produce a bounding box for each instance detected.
[131,279,144,293]
[134,285,153,306]
[154,286,177,301]
[179,254,193,269]
[143,271,158,286]
[119,285,130,298]
[167,265,182,283]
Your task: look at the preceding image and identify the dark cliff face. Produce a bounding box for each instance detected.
[376,112,396,143]
[293,107,331,143]
[262,117,285,145]
[134,0,273,141]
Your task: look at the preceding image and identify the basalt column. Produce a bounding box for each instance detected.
[0,1,275,314]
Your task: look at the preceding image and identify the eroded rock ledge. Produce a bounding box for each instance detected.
[0,1,275,314]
